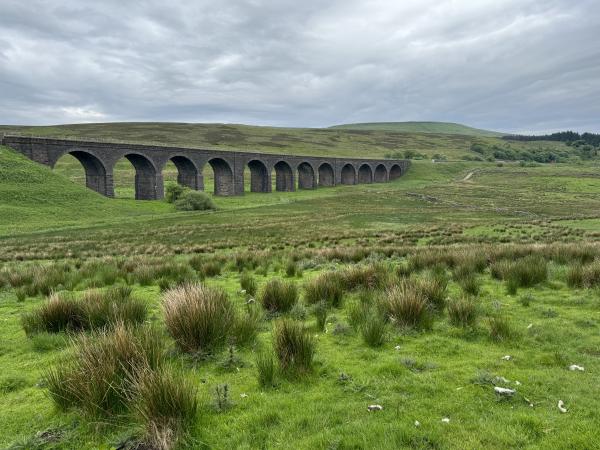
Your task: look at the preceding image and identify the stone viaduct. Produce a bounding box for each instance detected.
[1,136,410,200]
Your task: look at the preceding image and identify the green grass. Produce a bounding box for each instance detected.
[2,123,600,449]
[329,121,504,137]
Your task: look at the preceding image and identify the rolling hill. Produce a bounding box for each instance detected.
[329,121,504,137]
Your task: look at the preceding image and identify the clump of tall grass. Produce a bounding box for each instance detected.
[255,351,276,389]
[230,305,263,347]
[285,260,299,277]
[447,296,478,328]
[45,323,164,415]
[240,272,257,296]
[22,293,85,335]
[273,319,315,374]
[259,278,298,314]
[492,256,547,288]
[132,367,198,450]
[361,311,387,347]
[342,262,392,291]
[22,287,147,335]
[416,270,448,311]
[488,316,515,342]
[567,260,600,288]
[163,283,235,354]
[313,301,328,331]
[382,282,432,330]
[303,271,344,307]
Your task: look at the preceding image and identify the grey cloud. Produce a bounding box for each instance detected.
[0,0,598,132]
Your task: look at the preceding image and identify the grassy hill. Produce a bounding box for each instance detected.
[329,121,504,137]
[0,146,172,234]
[1,122,522,161]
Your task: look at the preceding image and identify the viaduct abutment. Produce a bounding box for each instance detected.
[1,136,411,200]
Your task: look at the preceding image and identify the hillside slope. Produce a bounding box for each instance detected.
[0,146,170,235]
[0,122,499,159]
[329,121,503,137]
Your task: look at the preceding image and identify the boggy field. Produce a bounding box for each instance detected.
[1,131,600,450]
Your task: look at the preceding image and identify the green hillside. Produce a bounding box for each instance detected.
[1,122,509,159]
[0,146,171,234]
[329,121,504,137]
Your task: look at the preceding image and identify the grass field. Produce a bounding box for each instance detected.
[1,123,599,449]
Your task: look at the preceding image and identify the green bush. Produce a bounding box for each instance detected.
[259,278,298,314]
[164,182,186,203]
[273,319,315,374]
[162,283,235,354]
[174,190,216,211]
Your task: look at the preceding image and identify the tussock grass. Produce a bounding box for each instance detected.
[341,262,392,291]
[273,319,315,375]
[303,271,344,307]
[132,367,198,450]
[361,311,387,347]
[255,351,276,389]
[45,323,164,415]
[163,283,235,354]
[488,316,515,342]
[22,287,147,335]
[259,278,298,313]
[382,282,432,330]
[448,296,478,327]
[240,271,258,296]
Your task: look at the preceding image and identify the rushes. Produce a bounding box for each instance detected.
[382,282,431,330]
[273,319,315,374]
[22,287,147,335]
[447,296,478,328]
[162,283,235,354]
[259,278,298,313]
[303,271,344,308]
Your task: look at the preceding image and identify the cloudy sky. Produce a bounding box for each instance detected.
[0,0,599,133]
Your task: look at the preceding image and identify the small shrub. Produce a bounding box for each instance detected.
[273,319,315,374]
[304,271,344,307]
[240,272,257,296]
[213,384,233,412]
[488,316,515,342]
[163,283,235,354]
[361,311,387,347]
[448,297,478,328]
[382,282,431,330]
[164,182,186,203]
[174,190,216,211]
[132,367,198,450]
[259,278,298,314]
[255,351,276,389]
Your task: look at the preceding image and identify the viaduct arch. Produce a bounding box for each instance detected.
[2,136,410,200]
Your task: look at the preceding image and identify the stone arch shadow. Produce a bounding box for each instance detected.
[297,162,316,189]
[358,164,373,184]
[318,162,335,187]
[341,163,356,185]
[374,164,387,183]
[53,149,112,197]
[207,157,234,196]
[248,159,270,193]
[274,161,295,191]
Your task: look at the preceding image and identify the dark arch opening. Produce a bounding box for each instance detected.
[358,164,373,184]
[297,162,315,189]
[170,156,200,190]
[208,158,234,196]
[390,164,402,180]
[53,150,111,197]
[274,161,295,192]
[374,164,387,183]
[318,163,335,187]
[248,159,270,193]
[123,153,161,200]
[341,164,356,185]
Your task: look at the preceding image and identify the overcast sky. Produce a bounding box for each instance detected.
[0,0,599,133]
